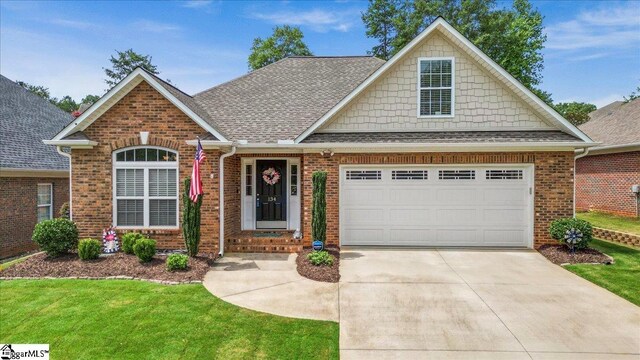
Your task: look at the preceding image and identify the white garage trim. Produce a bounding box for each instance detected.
[339,164,534,248]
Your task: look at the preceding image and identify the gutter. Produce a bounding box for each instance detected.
[218,145,237,257]
[56,146,73,220]
[573,147,591,217]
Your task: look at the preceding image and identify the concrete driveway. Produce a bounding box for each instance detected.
[339,249,640,359]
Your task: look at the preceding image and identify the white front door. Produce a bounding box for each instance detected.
[340,165,533,248]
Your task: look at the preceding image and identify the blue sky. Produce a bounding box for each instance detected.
[1,0,639,108]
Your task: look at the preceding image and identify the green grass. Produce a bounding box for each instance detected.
[0,280,338,359]
[576,211,640,235]
[565,239,640,306]
[0,253,35,271]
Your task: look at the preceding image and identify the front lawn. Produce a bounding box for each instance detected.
[0,280,338,359]
[576,211,640,235]
[564,239,640,306]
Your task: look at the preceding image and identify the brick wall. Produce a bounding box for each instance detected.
[0,177,69,259]
[576,151,640,217]
[71,81,221,252]
[302,152,574,249]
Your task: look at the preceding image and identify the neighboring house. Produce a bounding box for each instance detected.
[45,18,595,254]
[0,75,71,259]
[576,99,640,217]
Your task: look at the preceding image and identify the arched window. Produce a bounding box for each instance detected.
[113,147,179,228]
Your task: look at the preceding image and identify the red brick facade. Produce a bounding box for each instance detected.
[302,152,575,249]
[71,82,221,252]
[0,177,69,259]
[67,81,577,252]
[576,151,640,217]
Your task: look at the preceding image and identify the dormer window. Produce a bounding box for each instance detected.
[418,57,454,117]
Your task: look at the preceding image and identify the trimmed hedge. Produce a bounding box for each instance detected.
[311,171,327,244]
[182,177,203,257]
[549,217,593,250]
[121,232,145,255]
[78,238,101,260]
[32,218,79,257]
[166,254,189,271]
[133,238,157,263]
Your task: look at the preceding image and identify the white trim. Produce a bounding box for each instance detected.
[42,139,97,148]
[112,146,180,229]
[52,68,228,142]
[37,183,53,222]
[315,126,552,133]
[185,139,233,147]
[579,143,640,156]
[294,18,594,144]
[339,163,534,248]
[417,57,455,118]
[0,168,68,178]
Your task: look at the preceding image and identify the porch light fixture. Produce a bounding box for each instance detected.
[320,149,334,157]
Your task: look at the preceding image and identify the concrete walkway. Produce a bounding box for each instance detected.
[203,253,339,321]
[340,249,640,360]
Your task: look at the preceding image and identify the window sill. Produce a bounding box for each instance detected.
[115,227,180,234]
[417,114,455,119]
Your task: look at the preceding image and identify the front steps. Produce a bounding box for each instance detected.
[225,230,303,253]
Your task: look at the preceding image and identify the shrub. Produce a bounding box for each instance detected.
[311,171,327,244]
[549,218,593,250]
[133,238,157,262]
[121,232,145,254]
[32,218,79,257]
[78,238,101,260]
[166,253,189,271]
[307,250,334,266]
[182,177,203,257]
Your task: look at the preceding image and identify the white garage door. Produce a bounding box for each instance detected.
[340,165,533,248]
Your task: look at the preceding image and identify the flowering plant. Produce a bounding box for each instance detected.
[262,167,281,185]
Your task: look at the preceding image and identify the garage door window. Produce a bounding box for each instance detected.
[392,170,428,180]
[346,170,381,180]
[486,169,523,180]
[438,170,475,180]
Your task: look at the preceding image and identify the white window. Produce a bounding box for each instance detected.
[346,170,382,180]
[37,184,53,222]
[113,147,179,228]
[418,58,454,117]
[439,170,475,180]
[486,169,524,180]
[392,170,428,180]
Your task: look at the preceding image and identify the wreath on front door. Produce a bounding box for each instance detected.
[262,167,281,185]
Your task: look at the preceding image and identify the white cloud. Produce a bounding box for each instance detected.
[132,20,181,34]
[546,3,640,52]
[249,8,360,32]
[49,19,98,30]
[182,0,213,8]
[589,94,624,108]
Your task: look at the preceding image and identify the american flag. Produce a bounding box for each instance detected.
[189,139,207,202]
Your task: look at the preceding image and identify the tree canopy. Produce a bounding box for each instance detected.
[248,25,313,70]
[17,80,98,114]
[554,102,597,126]
[104,49,159,89]
[362,0,551,104]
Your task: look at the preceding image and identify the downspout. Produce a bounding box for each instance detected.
[218,145,237,257]
[573,147,590,217]
[56,146,72,220]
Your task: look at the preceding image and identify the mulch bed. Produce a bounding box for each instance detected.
[538,244,613,265]
[0,252,215,282]
[296,248,340,283]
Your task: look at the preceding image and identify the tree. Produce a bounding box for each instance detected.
[182,177,203,257]
[554,102,597,126]
[362,0,400,60]
[248,25,313,70]
[104,49,159,89]
[55,95,79,113]
[624,85,640,103]
[17,81,52,101]
[311,171,327,244]
[363,0,551,104]
[81,94,100,105]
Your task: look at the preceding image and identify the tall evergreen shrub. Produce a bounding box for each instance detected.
[312,171,327,244]
[182,177,203,257]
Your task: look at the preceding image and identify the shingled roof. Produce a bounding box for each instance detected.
[192,56,385,142]
[579,98,640,147]
[0,74,72,171]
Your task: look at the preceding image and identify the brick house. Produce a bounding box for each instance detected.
[576,99,640,217]
[46,18,595,254]
[1,75,71,259]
